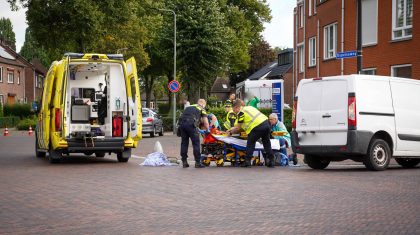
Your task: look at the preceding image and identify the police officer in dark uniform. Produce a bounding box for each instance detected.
[179,99,209,168]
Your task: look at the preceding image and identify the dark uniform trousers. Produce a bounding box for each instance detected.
[180,121,201,162]
[246,120,274,161]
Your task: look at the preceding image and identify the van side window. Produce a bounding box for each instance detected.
[130,77,136,102]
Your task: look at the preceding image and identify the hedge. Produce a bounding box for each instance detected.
[0,116,20,128]
[16,117,38,131]
[0,102,3,117]
[3,104,32,119]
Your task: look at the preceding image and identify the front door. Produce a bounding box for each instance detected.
[7,95,15,104]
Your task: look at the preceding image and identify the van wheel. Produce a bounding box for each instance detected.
[150,127,155,137]
[35,133,46,158]
[304,154,330,169]
[49,148,62,164]
[363,138,391,171]
[159,126,164,136]
[84,151,94,156]
[395,158,420,168]
[117,148,131,162]
[95,152,105,158]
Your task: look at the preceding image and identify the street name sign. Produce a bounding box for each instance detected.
[336,51,357,59]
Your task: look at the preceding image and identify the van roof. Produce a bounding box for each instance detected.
[63,53,124,61]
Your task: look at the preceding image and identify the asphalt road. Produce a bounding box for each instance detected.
[0,133,419,234]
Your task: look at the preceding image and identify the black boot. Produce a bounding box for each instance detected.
[182,159,189,168]
[195,161,205,168]
[291,153,298,165]
[266,156,274,168]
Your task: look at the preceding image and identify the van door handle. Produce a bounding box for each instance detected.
[322,114,331,118]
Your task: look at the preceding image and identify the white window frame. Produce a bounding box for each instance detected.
[298,44,305,73]
[299,5,304,28]
[309,0,312,16]
[391,64,412,77]
[0,66,3,83]
[313,0,317,14]
[324,23,337,59]
[7,72,14,84]
[24,97,27,103]
[17,71,20,85]
[392,0,413,40]
[0,94,4,106]
[309,37,317,67]
[361,68,377,75]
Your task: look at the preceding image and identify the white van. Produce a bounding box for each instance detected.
[291,75,420,171]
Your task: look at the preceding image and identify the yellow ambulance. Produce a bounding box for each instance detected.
[35,53,142,163]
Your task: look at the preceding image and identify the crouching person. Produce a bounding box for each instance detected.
[179,99,209,168]
[268,113,298,165]
[227,99,274,167]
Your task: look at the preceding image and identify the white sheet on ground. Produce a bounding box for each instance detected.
[140,152,175,166]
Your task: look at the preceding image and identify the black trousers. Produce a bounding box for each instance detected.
[246,120,274,161]
[180,121,201,162]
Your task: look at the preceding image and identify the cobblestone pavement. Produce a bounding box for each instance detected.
[0,134,419,234]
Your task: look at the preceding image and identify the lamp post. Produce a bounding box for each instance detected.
[158,8,177,134]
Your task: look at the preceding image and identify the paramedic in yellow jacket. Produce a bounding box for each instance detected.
[222,103,237,131]
[227,99,275,167]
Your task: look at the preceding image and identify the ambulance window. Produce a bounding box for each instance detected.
[130,77,136,102]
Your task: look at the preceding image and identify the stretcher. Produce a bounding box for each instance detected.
[200,130,282,167]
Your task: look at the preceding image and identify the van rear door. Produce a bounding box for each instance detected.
[125,57,142,140]
[318,79,348,146]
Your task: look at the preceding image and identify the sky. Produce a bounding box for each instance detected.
[0,0,295,52]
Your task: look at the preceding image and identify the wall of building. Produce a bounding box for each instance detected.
[0,64,25,105]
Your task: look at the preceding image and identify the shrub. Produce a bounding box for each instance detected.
[16,117,37,130]
[3,103,32,118]
[0,116,20,128]
[0,102,3,117]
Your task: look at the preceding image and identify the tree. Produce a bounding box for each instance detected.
[19,27,50,67]
[0,17,16,50]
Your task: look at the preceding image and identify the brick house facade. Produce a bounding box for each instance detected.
[293,0,417,97]
[0,43,47,106]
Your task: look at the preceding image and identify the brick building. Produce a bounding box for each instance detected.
[0,43,47,106]
[293,0,417,96]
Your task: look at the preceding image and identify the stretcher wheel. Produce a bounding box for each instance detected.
[252,158,260,166]
[202,157,211,166]
[216,158,224,167]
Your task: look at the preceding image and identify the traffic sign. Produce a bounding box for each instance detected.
[168,80,181,93]
[336,51,357,59]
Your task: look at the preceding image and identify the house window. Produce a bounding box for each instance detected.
[0,95,3,106]
[299,5,304,28]
[314,0,317,14]
[298,45,304,73]
[36,75,44,88]
[361,68,377,75]
[7,72,14,84]
[24,97,27,103]
[392,0,413,40]
[0,67,3,82]
[309,37,317,67]
[362,0,378,46]
[324,23,337,59]
[17,71,20,85]
[391,64,411,78]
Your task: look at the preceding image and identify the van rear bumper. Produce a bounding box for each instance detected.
[65,137,125,152]
[291,130,373,156]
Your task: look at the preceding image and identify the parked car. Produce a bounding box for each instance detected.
[142,108,164,137]
[291,74,420,171]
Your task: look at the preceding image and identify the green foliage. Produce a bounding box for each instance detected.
[16,117,37,130]
[0,116,20,128]
[162,116,174,131]
[3,104,32,119]
[19,27,51,67]
[157,103,171,115]
[0,17,16,50]
[0,102,3,117]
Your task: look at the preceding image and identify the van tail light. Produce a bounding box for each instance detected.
[113,116,123,137]
[292,97,298,129]
[348,93,357,130]
[146,117,154,123]
[55,108,62,131]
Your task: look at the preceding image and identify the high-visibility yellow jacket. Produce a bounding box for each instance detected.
[237,106,268,134]
[223,110,237,130]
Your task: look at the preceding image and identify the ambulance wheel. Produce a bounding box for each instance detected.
[304,154,330,170]
[395,158,419,168]
[35,133,46,158]
[95,152,105,158]
[363,138,390,171]
[117,148,131,162]
[216,158,224,167]
[49,148,62,164]
[159,126,164,136]
[84,151,94,156]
